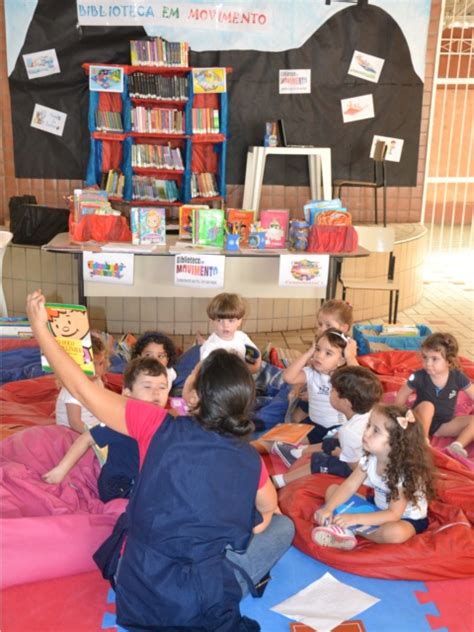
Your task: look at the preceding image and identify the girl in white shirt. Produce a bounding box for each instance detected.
[312,404,435,550]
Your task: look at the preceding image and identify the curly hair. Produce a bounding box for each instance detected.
[123,357,168,391]
[318,299,353,328]
[316,327,348,355]
[189,349,255,438]
[131,331,177,367]
[331,366,383,414]
[206,293,246,320]
[421,332,460,368]
[374,404,436,506]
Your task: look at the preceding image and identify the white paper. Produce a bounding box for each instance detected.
[279,69,311,94]
[341,94,375,124]
[271,572,379,632]
[83,251,134,285]
[23,49,60,79]
[30,104,67,137]
[370,135,405,163]
[279,254,329,287]
[174,254,225,288]
[348,51,385,83]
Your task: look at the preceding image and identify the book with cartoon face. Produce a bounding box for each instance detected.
[42,303,95,376]
[259,209,289,248]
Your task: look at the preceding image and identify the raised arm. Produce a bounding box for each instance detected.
[26,291,128,435]
[42,431,94,484]
[282,343,315,385]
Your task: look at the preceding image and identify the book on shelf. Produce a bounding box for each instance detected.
[132,176,180,201]
[129,73,189,101]
[101,170,125,198]
[259,209,290,248]
[179,204,209,239]
[192,208,225,248]
[226,209,255,246]
[192,108,220,134]
[42,303,95,376]
[132,144,184,170]
[95,110,123,132]
[130,36,189,67]
[130,207,166,245]
[191,172,218,198]
[131,106,185,135]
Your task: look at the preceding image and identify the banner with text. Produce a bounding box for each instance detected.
[83,251,134,284]
[278,254,329,287]
[174,253,225,288]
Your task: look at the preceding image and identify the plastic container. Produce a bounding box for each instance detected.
[353,323,432,356]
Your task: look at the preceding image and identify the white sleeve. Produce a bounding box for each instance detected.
[339,428,363,463]
[62,388,80,406]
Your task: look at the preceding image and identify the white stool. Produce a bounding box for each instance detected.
[0,231,13,317]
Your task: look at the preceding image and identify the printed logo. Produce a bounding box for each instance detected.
[448,390,456,399]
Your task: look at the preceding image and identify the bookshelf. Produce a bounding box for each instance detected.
[84,44,230,218]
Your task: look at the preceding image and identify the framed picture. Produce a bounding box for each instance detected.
[192,68,226,94]
[89,65,124,93]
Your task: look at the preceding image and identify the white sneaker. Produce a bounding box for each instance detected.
[311,524,357,550]
[447,441,468,458]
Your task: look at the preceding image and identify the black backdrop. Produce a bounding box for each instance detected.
[9,0,423,186]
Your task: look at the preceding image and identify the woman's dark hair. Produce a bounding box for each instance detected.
[421,332,460,368]
[316,327,348,354]
[123,357,168,391]
[331,366,383,414]
[372,404,436,506]
[131,331,177,367]
[190,349,255,438]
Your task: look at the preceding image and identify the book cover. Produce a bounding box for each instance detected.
[303,199,343,225]
[334,494,380,535]
[258,423,313,445]
[42,303,95,376]
[226,209,255,246]
[260,210,290,248]
[192,208,225,248]
[138,207,166,245]
[289,620,366,632]
[179,204,208,239]
[118,332,137,360]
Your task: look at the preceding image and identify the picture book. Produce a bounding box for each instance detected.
[130,207,166,245]
[259,210,289,248]
[226,208,255,246]
[192,208,225,248]
[0,317,33,338]
[117,332,137,360]
[303,199,344,225]
[258,423,314,446]
[334,494,381,535]
[42,303,95,376]
[179,204,209,239]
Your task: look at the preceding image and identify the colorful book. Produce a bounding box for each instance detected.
[258,423,314,446]
[226,209,255,246]
[0,317,33,338]
[259,209,290,248]
[42,303,95,376]
[179,204,209,239]
[334,494,381,535]
[303,199,344,225]
[130,207,166,245]
[117,332,137,360]
[192,208,225,248]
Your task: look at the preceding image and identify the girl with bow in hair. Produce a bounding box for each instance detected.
[311,404,435,550]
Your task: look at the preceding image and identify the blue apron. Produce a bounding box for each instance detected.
[115,414,262,631]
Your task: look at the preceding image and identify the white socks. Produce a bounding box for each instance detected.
[448,441,468,458]
[272,474,286,489]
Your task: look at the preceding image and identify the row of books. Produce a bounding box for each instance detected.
[131,106,185,134]
[95,110,123,133]
[190,172,218,198]
[131,144,184,170]
[72,189,111,221]
[130,207,167,245]
[179,206,255,244]
[130,37,189,68]
[303,198,346,225]
[128,74,188,101]
[131,175,180,201]
[100,169,125,197]
[191,108,220,134]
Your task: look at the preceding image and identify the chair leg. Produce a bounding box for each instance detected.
[388,291,393,324]
[383,185,387,227]
[374,188,378,225]
[393,290,400,324]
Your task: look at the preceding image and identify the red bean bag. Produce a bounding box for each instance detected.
[279,449,474,580]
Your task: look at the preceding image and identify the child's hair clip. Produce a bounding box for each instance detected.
[397,409,416,429]
[331,330,349,343]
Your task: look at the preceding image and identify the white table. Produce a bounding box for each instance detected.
[242,146,332,212]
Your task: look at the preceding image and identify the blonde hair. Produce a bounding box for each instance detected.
[318,300,353,328]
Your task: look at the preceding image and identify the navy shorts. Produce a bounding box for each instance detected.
[401,516,429,534]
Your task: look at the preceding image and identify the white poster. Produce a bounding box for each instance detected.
[82,251,134,284]
[341,94,375,124]
[279,69,311,94]
[23,48,60,79]
[174,254,225,288]
[370,134,405,162]
[30,104,67,136]
[278,254,329,287]
[348,50,385,83]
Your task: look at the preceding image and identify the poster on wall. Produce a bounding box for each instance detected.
[174,254,225,288]
[341,94,375,124]
[370,135,405,162]
[23,48,60,79]
[89,65,124,93]
[279,69,311,94]
[348,51,385,83]
[278,254,329,287]
[82,251,134,284]
[30,104,67,136]
[192,68,227,93]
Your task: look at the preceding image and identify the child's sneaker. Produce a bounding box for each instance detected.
[447,441,468,458]
[271,442,300,467]
[311,524,357,550]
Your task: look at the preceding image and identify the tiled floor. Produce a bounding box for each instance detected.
[169,248,474,361]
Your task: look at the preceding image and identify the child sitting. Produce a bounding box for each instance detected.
[27,289,294,631]
[281,328,347,445]
[199,292,262,374]
[43,357,170,502]
[131,331,178,388]
[312,404,435,550]
[55,333,108,433]
[396,332,474,457]
[272,366,383,487]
